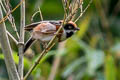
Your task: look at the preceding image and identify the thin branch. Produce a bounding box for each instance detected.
[7,31,18,45]
[0,0,25,24]
[0,0,20,39]
[31,7,43,22]
[38,7,43,21]
[65,0,81,22]
[65,0,70,15]
[0,1,6,13]
[74,0,93,22]
[18,0,25,79]
[3,0,20,39]
[31,11,40,22]
[80,0,83,13]
[0,5,20,80]
[62,0,68,18]
[24,43,55,80]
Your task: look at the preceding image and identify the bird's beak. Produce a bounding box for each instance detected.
[74,27,80,30]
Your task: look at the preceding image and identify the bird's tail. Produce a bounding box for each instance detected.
[24,37,35,53]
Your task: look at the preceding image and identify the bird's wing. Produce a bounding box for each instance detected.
[33,22,58,34]
[40,21,63,34]
[24,22,42,31]
[24,20,62,31]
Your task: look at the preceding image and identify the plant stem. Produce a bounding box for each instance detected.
[0,0,25,24]
[18,0,25,79]
[24,43,55,80]
[4,0,20,39]
[74,0,93,22]
[0,5,20,80]
[7,31,18,45]
[38,7,43,21]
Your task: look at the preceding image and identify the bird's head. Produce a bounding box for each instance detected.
[64,21,79,38]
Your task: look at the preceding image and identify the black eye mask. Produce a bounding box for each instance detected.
[64,24,74,30]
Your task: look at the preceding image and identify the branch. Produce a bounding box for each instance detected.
[31,7,43,22]
[74,0,93,22]
[62,0,68,18]
[2,0,20,39]
[38,7,43,21]
[24,43,55,80]
[0,0,25,24]
[65,0,81,22]
[7,31,18,45]
[0,5,20,80]
[18,0,25,79]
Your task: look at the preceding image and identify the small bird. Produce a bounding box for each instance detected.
[24,20,79,52]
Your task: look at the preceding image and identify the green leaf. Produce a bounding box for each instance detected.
[105,54,116,80]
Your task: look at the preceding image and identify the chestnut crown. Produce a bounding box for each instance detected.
[63,21,79,38]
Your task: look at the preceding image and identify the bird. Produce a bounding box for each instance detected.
[24,20,79,53]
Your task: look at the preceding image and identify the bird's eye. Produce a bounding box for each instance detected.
[64,24,74,30]
[69,26,72,29]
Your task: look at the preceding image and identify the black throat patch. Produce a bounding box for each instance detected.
[66,32,74,38]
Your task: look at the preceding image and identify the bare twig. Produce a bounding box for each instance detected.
[3,0,20,39]
[0,1,6,13]
[7,31,18,45]
[31,11,40,22]
[31,7,43,22]
[24,43,55,80]
[18,0,25,79]
[74,0,93,22]
[0,5,20,80]
[65,0,81,22]
[0,0,25,24]
[80,0,83,12]
[0,0,20,40]
[38,7,43,21]
[62,0,68,18]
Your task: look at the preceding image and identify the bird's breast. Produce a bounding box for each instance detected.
[32,32,54,42]
[32,29,67,42]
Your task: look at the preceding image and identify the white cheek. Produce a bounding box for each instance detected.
[66,30,75,33]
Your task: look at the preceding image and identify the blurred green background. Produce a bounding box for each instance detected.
[0,0,120,80]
